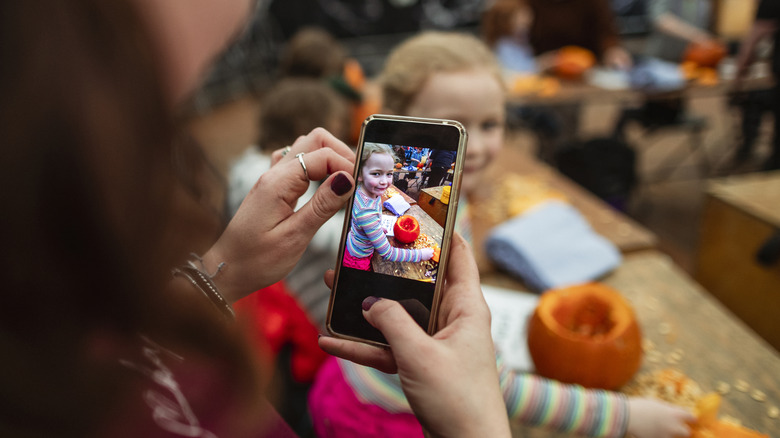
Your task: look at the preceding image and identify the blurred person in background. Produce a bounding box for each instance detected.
[523,0,634,163]
[733,0,780,171]
[645,0,719,63]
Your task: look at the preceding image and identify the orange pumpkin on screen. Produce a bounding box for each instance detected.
[395,163,402,169]
[683,41,727,68]
[393,215,421,244]
[527,283,642,390]
[554,46,596,80]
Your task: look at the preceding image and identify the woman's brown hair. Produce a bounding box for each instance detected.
[0,1,262,435]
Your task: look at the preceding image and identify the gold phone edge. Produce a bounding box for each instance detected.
[325,114,468,348]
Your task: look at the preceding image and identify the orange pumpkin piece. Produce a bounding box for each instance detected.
[694,393,721,428]
[684,41,727,68]
[680,61,701,80]
[696,68,719,86]
[554,46,596,80]
[395,162,402,169]
[691,393,768,437]
[432,246,441,263]
[527,283,642,390]
[695,421,769,438]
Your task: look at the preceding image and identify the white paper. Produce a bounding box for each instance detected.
[482,284,539,372]
[381,214,397,236]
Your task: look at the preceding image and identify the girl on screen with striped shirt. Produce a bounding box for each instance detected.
[343,142,434,271]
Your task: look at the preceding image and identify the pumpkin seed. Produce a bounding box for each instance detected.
[716,381,730,395]
[658,322,672,335]
[751,389,767,402]
[735,380,750,392]
[768,406,779,419]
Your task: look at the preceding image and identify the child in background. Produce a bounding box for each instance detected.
[482,0,538,74]
[227,77,349,217]
[310,31,694,438]
[344,143,434,270]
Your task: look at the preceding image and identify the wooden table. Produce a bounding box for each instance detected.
[696,171,780,351]
[371,204,442,282]
[467,147,780,436]
[469,145,657,273]
[481,251,780,438]
[508,62,775,107]
[418,186,448,228]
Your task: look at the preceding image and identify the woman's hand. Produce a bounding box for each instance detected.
[319,235,511,438]
[627,397,696,438]
[203,128,355,302]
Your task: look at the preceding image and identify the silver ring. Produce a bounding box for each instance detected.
[295,152,309,179]
[281,145,292,156]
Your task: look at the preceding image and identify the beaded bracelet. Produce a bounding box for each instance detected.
[172,264,236,321]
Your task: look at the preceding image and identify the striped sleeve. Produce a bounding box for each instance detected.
[497,352,630,437]
[353,206,425,263]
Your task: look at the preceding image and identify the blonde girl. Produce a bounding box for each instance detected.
[343,142,433,270]
[310,31,695,438]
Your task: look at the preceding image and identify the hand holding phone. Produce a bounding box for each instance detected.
[320,235,512,437]
[326,114,467,346]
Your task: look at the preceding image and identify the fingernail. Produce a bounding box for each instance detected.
[362,296,381,311]
[331,172,353,196]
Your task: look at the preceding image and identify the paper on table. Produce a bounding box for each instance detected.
[482,284,539,373]
[381,214,396,236]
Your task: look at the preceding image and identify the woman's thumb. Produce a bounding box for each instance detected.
[362,297,428,348]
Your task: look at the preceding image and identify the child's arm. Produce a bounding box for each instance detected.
[496,353,694,437]
[354,208,433,262]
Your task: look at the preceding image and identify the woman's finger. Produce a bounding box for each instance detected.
[273,128,355,166]
[318,335,397,374]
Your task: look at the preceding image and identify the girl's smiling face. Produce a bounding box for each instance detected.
[359,152,395,198]
[404,69,505,196]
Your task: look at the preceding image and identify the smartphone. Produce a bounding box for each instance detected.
[327,114,467,347]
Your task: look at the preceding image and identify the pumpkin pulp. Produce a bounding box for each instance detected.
[393,215,421,244]
[527,283,642,390]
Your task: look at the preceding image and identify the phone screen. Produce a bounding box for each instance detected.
[327,115,466,346]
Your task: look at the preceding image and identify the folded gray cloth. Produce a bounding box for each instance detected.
[628,57,685,93]
[383,193,411,216]
[484,200,621,292]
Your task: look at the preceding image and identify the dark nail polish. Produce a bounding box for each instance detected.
[362,296,380,311]
[331,172,353,196]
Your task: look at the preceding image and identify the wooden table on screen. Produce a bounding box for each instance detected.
[418,186,448,228]
[370,204,442,282]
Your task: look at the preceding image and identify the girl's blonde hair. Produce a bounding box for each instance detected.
[361,142,397,167]
[379,31,504,114]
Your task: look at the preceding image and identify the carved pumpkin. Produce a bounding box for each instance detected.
[527,283,642,389]
[393,215,420,244]
[683,42,726,68]
[554,46,596,80]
